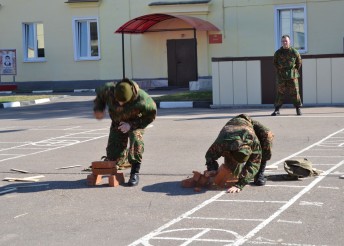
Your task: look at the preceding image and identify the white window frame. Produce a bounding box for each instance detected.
[274,4,308,53]
[72,17,100,61]
[22,22,46,62]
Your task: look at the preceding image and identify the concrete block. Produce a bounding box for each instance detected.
[189,79,212,91]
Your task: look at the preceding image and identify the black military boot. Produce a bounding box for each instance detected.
[296,107,302,116]
[254,161,267,186]
[206,160,219,171]
[128,163,140,187]
[271,107,280,116]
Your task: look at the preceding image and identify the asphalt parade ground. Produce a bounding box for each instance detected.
[0,93,344,246]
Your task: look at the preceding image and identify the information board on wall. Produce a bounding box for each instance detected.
[0,49,17,75]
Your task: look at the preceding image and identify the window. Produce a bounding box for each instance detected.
[23,23,45,62]
[73,18,100,60]
[275,5,307,53]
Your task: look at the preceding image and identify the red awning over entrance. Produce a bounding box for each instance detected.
[115,13,220,34]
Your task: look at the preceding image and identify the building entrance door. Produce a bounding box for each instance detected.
[167,39,197,87]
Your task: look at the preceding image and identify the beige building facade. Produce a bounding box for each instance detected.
[0,0,343,104]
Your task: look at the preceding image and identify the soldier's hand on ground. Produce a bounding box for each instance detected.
[118,122,131,133]
[94,111,105,120]
[226,186,241,193]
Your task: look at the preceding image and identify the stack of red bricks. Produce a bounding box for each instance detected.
[181,164,238,192]
[87,161,125,187]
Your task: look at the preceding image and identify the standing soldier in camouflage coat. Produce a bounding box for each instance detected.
[271,35,303,116]
[93,78,157,186]
[205,114,274,193]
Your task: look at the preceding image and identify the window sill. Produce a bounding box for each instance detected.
[23,58,47,63]
[75,57,100,61]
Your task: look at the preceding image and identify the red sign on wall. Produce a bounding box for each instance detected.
[209,34,222,44]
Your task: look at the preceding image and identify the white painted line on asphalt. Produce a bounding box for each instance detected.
[129,191,227,246]
[180,228,210,246]
[186,216,264,222]
[232,160,344,246]
[215,199,287,204]
[299,201,323,206]
[268,128,344,167]
[312,163,337,166]
[0,128,108,162]
[265,184,307,188]
[277,219,302,224]
[130,128,344,246]
[317,186,339,190]
[296,155,343,157]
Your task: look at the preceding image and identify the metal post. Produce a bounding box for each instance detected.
[122,32,125,79]
[193,28,198,81]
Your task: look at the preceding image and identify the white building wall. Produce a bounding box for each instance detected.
[316,58,332,104]
[331,58,344,104]
[302,59,317,104]
[303,57,344,104]
[211,60,261,107]
[247,61,261,104]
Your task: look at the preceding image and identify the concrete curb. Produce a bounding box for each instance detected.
[1,89,213,109]
[156,101,211,108]
[0,95,69,109]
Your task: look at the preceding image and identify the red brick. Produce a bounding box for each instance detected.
[86,174,102,186]
[108,173,125,187]
[92,161,117,175]
[213,164,238,188]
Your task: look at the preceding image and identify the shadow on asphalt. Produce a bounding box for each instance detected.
[142,181,207,196]
[1,179,207,196]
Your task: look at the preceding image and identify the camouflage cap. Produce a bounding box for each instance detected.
[115,82,133,103]
[231,145,252,163]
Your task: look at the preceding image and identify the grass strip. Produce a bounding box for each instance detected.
[0,95,54,103]
[153,90,212,102]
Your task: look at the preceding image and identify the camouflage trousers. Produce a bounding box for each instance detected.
[106,124,145,166]
[274,78,302,108]
[260,131,274,162]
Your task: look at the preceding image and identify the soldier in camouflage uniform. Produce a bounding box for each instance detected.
[93,78,157,186]
[205,114,274,193]
[272,35,302,116]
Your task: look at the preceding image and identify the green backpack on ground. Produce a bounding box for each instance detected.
[284,158,322,178]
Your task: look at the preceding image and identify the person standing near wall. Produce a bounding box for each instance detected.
[271,35,303,116]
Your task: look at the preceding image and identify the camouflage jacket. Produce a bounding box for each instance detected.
[252,119,274,161]
[93,81,157,130]
[273,47,302,80]
[205,114,266,189]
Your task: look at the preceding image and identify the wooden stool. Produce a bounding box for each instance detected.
[86,161,125,187]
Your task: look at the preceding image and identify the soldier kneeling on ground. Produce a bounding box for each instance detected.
[204,114,274,193]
